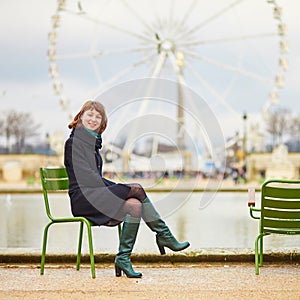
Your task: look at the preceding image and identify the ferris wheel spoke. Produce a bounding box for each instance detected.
[123,52,169,151]
[184,49,272,84]
[167,51,215,135]
[177,32,277,48]
[168,51,181,76]
[62,8,156,44]
[56,52,95,60]
[167,0,175,36]
[170,51,208,114]
[185,61,240,117]
[56,46,156,60]
[87,53,157,96]
[121,0,156,34]
[90,56,103,84]
[172,0,198,38]
[122,53,167,153]
[150,51,168,77]
[176,0,245,40]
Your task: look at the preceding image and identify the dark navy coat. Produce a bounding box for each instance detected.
[64,127,130,226]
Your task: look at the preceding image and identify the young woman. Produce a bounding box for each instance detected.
[64,100,190,278]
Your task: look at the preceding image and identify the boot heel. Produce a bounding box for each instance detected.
[158,245,166,255]
[115,265,122,277]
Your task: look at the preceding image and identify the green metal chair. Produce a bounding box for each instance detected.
[249,179,300,274]
[40,167,121,278]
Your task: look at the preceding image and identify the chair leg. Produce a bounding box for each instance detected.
[255,233,268,275]
[255,234,263,275]
[259,235,264,267]
[85,220,96,279]
[76,222,84,271]
[40,222,53,275]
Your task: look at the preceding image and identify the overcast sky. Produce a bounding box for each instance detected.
[0,0,299,145]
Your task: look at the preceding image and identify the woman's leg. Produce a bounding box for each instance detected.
[114,198,142,278]
[126,184,190,255]
[142,197,190,254]
[120,198,142,218]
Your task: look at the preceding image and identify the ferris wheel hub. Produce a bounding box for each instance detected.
[161,39,175,52]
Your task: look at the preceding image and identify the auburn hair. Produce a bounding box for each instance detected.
[68,100,107,134]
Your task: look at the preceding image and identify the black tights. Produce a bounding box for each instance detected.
[112,183,146,220]
[126,183,147,202]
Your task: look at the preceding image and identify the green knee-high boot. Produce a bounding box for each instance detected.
[115,215,142,278]
[142,197,190,255]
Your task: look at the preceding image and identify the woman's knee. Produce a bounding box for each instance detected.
[127,198,142,210]
[125,198,142,217]
[129,183,146,201]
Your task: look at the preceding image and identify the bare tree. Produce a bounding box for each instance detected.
[277,108,291,143]
[265,107,291,147]
[0,117,3,136]
[265,111,278,147]
[6,111,17,152]
[289,114,300,140]
[1,110,40,153]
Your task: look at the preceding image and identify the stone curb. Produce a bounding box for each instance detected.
[1,249,299,264]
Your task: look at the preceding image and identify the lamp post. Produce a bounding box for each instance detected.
[243,112,247,162]
[46,133,50,155]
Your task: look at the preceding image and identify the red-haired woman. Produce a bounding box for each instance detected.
[64,100,190,278]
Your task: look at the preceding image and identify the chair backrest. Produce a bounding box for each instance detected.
[261,179,300,235]
[40,167,69,220]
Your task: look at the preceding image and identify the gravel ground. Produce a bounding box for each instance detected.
[0,262,299,300]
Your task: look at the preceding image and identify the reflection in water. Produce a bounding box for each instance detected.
[0,192,299,254]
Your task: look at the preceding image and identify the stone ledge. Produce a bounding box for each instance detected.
[0,248,299,264]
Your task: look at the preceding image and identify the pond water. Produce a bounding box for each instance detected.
[0,192,299,254]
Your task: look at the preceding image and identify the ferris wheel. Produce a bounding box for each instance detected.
[47,0,288,171]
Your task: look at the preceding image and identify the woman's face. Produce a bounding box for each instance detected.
[81,108,102,131]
